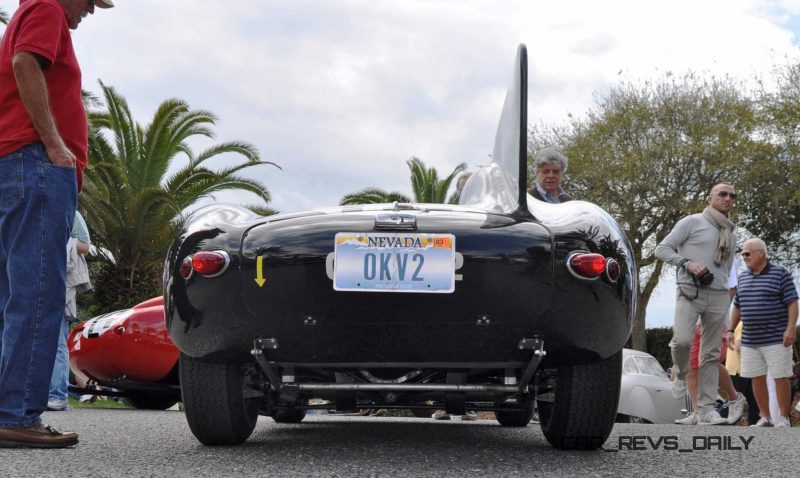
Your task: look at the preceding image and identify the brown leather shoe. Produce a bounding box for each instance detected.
[0,423,78,448]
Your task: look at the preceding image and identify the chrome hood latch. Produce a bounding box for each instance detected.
[374,213,417,231]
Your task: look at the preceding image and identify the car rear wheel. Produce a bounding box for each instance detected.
[179,353,260,445]
[538,349,622,450]
[122,393,178,411]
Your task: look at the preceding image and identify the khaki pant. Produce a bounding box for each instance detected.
[670,290,730,414]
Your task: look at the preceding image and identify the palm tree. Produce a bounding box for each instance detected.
[407,157,466,204]
[1,8,9,26]
[339,157,466,205]
[83,81,280,308]
[340,188,411,205]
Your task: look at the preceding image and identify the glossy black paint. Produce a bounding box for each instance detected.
[164,199,635,367]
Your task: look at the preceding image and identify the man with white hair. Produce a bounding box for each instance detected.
[527,147,573,203]
[727,238,798,427]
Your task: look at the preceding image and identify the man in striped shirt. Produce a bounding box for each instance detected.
[727,238,798,427]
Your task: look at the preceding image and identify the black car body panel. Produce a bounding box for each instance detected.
[166,199,634,366]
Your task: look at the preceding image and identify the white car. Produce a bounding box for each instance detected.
[617,349,687,424]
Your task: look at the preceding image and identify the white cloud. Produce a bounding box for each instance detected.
[3,0,793,211]
[3,0,798,326]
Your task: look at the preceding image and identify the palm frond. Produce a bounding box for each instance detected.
[83,82,280,308]
[192,141,279,169]
[238,203,279,216]
[98,81,139,182]
[340,188,412,205]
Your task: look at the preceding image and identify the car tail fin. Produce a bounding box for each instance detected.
[493,44,529,217]
[459,44,530,217]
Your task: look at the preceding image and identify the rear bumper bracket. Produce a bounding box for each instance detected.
[518,336,546,391]
[251,338,282,391]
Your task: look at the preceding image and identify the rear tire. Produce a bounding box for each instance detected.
[538,349,622,450]
[179,353,260,445]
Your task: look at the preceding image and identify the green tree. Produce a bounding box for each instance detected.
[83,81,279,310]
[736,63,800,263]
[340,157,466,205]
[341,188,411,205]
[407,157,467,204]
[1,7,9,25]
[531,73,765,352]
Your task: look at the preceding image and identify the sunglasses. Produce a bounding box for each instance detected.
[716,191,737,199]
[741,251,760,257]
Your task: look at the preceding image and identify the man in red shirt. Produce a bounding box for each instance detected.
[0,0,113,449]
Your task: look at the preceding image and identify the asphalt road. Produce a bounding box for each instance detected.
[1,409,797,477]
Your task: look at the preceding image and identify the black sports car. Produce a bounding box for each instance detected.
[163,45,636,450]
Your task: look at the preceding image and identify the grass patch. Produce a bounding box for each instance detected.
[68,397,131,409]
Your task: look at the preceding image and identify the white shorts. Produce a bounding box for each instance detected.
[740,344,793,378]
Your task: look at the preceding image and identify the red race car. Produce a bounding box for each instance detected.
[69,296,181,409]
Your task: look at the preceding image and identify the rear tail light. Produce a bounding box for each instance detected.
[179,256,193,279]
[605,258,621,283]
[190,251,231,277]
[566,252,606,280]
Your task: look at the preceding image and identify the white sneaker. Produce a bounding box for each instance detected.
[674,412,697,425]
[671,379,688,399]
[460,411,478,421]
[46,399,69,411]
[750,416,773,427]
[726,392,746,424]
[432,410,451,420]
[696,410,727,425]
[773,416,791,428]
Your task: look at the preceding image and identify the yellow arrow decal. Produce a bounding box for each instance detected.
[255,255,266,287]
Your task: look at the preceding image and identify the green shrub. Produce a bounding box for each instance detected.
[645,327,673,371]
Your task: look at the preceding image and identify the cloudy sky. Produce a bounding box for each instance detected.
[3,0,800,327]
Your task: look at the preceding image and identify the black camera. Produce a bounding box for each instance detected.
[697,271,714,287]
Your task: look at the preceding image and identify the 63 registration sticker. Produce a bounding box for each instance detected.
[333,233,455,293]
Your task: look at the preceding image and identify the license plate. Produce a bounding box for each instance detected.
[333,233,455,293]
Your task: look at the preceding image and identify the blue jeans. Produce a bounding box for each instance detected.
[48,318,70,402]
[0,143,77,427]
